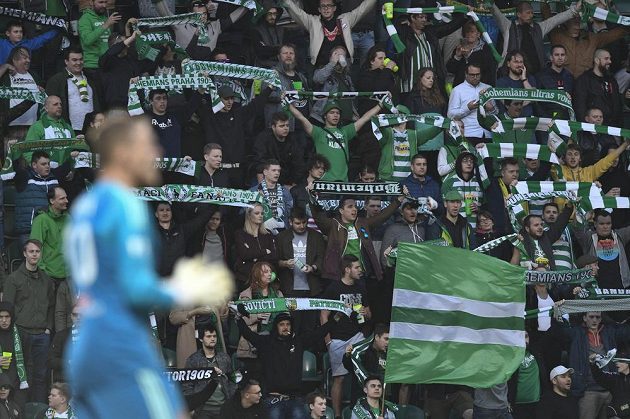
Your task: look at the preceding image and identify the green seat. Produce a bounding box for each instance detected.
[6,239,21,273]
[3,184,16,206]
[342,405,353,419]
[24,402,48,419]
[162,347,177,368]
[396,404,425,419]
[325,406,335,419]
[302,350,321,382]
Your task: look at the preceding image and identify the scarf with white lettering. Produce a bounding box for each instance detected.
[478,88,575,120]
[134,184,263,208]
[182,60,282,88]
[135,12,209,44]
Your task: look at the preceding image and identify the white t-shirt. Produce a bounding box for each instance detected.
[537,294,554,331]
[67,75,94,131]
[9,72,38,126]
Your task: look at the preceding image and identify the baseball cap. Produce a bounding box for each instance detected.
[443,190,463,202]
[549,365,574,381]
[575,254,598,269]
[218,85,236,98]
[322,100,341,115]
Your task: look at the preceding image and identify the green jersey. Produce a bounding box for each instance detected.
[311,124,356,181]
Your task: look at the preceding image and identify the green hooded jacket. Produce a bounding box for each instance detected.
[30,207,69,279]
[78,8,110,69]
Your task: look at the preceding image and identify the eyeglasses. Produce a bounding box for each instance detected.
[466,73,481,77]
[319,4,336,9]
[247,390,262,395]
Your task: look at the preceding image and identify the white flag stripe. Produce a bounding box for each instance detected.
[499,143,514,158]
[524,145,540,160]
[393,289,524,318]
[391,322,526,347]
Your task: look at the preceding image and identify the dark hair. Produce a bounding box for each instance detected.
[363,44,386,70]
[338,196,356,211]
[415,67,446,107]
[500,157,519,169]
[523,214,542,228]
[64,45,83,60]
[365,196,382,205]
[306,391,326,408]
[149,89,168,101]
[47,186,65,204]
[341,254,359,273]
[82,111,104,134]
[465,62,482,75]
[7,46,29,65]
[503,50,527,75]
[374,323,389,337]
[31,150,50,164]
[203,143,222,154]
[197,323,217,339]
[262,159,281,171]
[308,154,331,172]
[240,378,261,395]
[211,48,228,60]
[289,207,308,221]
[542,202,559,213]
[476,209,494,223]
[23,239,42,251]
[363,375,383,387]
[411,153,428,164]
[586,107,603,117]
[271,112,289,125]
[462,20,479,36]
[593,209,612,223]
[550,44,566,55]
[565,143,581,156]
[516,1,533,12]
[359,165,377,176]
[4,20,23,32]
[504,99,524,107]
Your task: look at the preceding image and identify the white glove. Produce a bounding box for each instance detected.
[427,197,438,210]
[547,131,563,153]
[168,257,234,308]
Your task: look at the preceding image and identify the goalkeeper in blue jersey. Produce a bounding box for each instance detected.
[64,116,233,419]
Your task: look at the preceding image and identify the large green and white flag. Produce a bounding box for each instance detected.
[386,243,525,387]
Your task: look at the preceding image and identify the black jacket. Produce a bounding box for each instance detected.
[356,68,397,115]
[446,42,497,87]
[573,69,624,126]
[219,393,269,419]
[0,373,20,419]
[47,327,70,382]
[275,227,326,296]
[252,129,306,184]
[237,315,333,395]
[590,363,630,418]
[0,302,27,393]
[521,204,572,270]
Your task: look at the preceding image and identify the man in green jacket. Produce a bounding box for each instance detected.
[30,186,69,283]
[78,0,121,71]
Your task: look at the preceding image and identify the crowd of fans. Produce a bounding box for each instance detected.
[0,0,627,417]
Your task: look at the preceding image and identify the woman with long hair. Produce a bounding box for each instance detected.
[356,45,398,115]
[404,67,447,115]
[233,202,278,290]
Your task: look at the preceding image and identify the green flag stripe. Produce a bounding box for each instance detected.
[391,307,523,331]
[384,339,523,384]
[393,289,523,318]
[391,322,525,347]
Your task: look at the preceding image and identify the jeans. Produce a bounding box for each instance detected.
[265,397,309,419]
[578,390,612,419]
[23,332,50,403]
[473,406,513,419]
[351,30,375,66]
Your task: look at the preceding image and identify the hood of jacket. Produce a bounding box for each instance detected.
[0,302,15,330]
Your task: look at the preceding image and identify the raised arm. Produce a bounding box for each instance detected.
[354,103,383,132]
[281,0,312,30]
[491,4,512,38]
[288,103,313,135]
[539,2,580,37]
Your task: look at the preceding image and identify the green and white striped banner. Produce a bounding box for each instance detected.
[479,88,575,120]
[134,184,263,207]
[135,31,187,61]
[472,233,522,253]
[1,139,89,180]
[182,60,282,88]
[283,90,397,113]
[476,143,559,164]
[580,196,630,211]
[370,113,463,142]
[135,12,209,44]
[491,117,630,139]
[127,74,222,115]
[582,2,630,26]
[386,243,525,386]
[0,86,47,104]
[511,181,600,197]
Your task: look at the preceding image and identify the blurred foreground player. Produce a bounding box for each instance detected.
[64,116,234,418]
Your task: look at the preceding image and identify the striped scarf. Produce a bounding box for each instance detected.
[478,88,575,120]
[135,12,209,44]
[283,90,396,113]
[581,2,630,26]
[67,71,89,103]
[493,117,630,139]
[182,60,282,88]
[0,86,47,104]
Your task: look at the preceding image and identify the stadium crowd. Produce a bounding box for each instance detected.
[0,0,627,417]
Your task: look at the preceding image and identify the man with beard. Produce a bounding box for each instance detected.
[496,51,537,117]
[535,45,575,119]
[78,0,121,77]
[380,200,430,267]
[520,204,572,270]
[554,140,629,183]
[441,152,483,229]
[541,203,575,271]
[183,325,235,419]
[574,49,625,126]
[573,210,630,290]
[253,2,287,68]
[536,366,579,419]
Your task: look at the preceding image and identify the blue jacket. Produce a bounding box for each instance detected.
[0,30,58,64]
[402,174,443,215]
[553,320,630,397]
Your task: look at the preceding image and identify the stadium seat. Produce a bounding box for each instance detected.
[162,347,177,368]
[342,405,353,419]
[396,404,426,419]
[325,406,335,419]
[24,402,48,419]
[302,350,322,382]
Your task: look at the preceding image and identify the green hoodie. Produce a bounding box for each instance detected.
[30,207,69,279]
[78,8,110,69]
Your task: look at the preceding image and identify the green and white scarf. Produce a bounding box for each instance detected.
[134,184,263,208]
[582,2,630,26]
[472,233,524,253]
[0,325,28,389]
[229,297,353,316]
[524,268,594,284]
[1,139,89,180]
[0,86,47,104]
[313,181,402,196]
[135,13,209,44]
[135,32,187,62]
[182,60,282,88]
[0,6,67,29]
[68,71,89,102]
[370,113,462,142]
[493,117,630,139]
[127,74,221,115]
[77,154,198,177]
[381,3,501,63]
[476,143,559,164]
[215,0,264,19]
[283,90,397,113]
[478,88,575,120]
[511,181,600,197]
